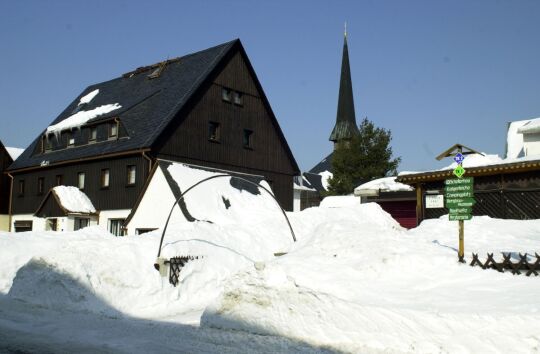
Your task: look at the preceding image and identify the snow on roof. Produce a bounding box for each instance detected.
[78,89,99,105]
[52,186,96,214]
[441,153,503,170]
[318,170,332,191]
[506,119,531,159]
[293,183,316,192]
[516,117,540,135]
[6,147,24,160]
[355,177,414,193]
[46,103,122,135]
[319,195,358,208]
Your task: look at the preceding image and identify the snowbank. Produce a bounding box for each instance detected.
[53,186,96,213]
[319,195,358,208]
[2,204,540,353]
[318,170,332,190]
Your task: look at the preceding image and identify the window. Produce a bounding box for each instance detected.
[89,127,97,142]
[221,88,232,102]
[67,132,75,147]
[109,219,125,236]
[101,169,110,188]
[233,91,243,106]
[46,218,58,231]
[109,123,118,138]
[243,129,253,149]
[78,172,85,190]
[44,135,52,152]
[14,220,32,232]
[74,217,89,231]
[126,165,136,185]
[37,177,44,195]
[56,175,63,186]
[208,122,221,142]
[18,180,25,196]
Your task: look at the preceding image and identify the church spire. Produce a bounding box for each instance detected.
[329,25,359,146]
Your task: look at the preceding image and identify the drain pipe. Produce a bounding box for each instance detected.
[141,151,153,174]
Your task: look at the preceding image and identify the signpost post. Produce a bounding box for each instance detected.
[436,144,482,263]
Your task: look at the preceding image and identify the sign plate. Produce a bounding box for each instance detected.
[448,207,472,215]
[453,165,466,178]
[446,191,474,198]
[453,153,465,164]
[445,197,476,208]
[449,214,472,221]
[425,195,444,208]
[445,177,473,186]
[445,184,473,193]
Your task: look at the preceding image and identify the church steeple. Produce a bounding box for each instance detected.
[329,25,359,147]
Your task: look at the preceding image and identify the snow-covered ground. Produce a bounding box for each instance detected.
[1,203,539,353]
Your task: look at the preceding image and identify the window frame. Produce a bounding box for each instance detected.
[74,217,90,231]
[126,165,136,186]
[208,121,221,142]
[77,172,85,190]
[108,219,125,237]
[55,175,63,186]
[101,168,110,189]
[67,131,75,147]
[37,177,44,195]
[89,126,97,142]
[108,123,118,139]
[18,180,25,196]
[221,88,232,102]
[233,91,243,106]
[243,129,253,149]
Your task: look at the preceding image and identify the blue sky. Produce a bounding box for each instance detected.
[1,0,539,172]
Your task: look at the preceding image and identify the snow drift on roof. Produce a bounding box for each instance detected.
[46,103,122,135]
[319,195,358,208]
[318,170,333,191]
[6,147,24,161]
[355,177,414,193]
[506,119,530,159]
[53,186,96,214]
[516,117,540,135]
[78,89,99,105]
[441,153,503,170]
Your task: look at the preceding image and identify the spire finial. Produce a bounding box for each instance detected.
[344,21,347,37]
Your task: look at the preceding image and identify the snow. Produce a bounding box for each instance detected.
[6,147,24,160]
[78,89,99,105]
[1,204,540,352]
[517,116,540,135]
[293,183,315,191]
[441,153,503,170]
[52,186,96,214]
[319,195,358,208]
[46,89,121,136]
[355,176,414,193]
[318,170,332,190]
[507,119,530,158]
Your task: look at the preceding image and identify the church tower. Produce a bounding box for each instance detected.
[329,25,359,149]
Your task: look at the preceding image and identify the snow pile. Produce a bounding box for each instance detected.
[506,119,530,159]
[53,186,96,214]
[167,163,281,226]
[46,89,121,135]
[354,176,414,193]
[202,211,540,353]
[319,195,358,208]
[2,203,540,352]
[318,170,332,190]
[6,147,24,160]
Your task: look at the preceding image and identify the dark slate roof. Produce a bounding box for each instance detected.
[329,35,359,142]
[302,172,325,193]
[10,40,238,171]
[309,152,333,174]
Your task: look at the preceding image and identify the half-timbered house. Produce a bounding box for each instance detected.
[7,39,299,235]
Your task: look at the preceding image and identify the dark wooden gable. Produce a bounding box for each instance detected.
[34,190,67,218]
[155,44,299,176]
[0,141,14,214]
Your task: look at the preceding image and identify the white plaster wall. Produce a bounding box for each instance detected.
[125,168,185,235]
[98,209,131,233]
[11,214,46,232]
[523,133,540,157]
[293,189,301,212]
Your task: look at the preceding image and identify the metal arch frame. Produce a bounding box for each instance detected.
[156,174,296,258]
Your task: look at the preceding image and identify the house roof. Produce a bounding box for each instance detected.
[309,152,333,174]
[35,186,96,217]
[9,39,299,173]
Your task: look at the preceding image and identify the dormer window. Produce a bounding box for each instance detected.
[89,127,97,142]
[233,92,243,106]
[222,88,232,102]
[43,135,52,153]
[109,123,118,138]
[67,132,75,147]
[147,62,166,79]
